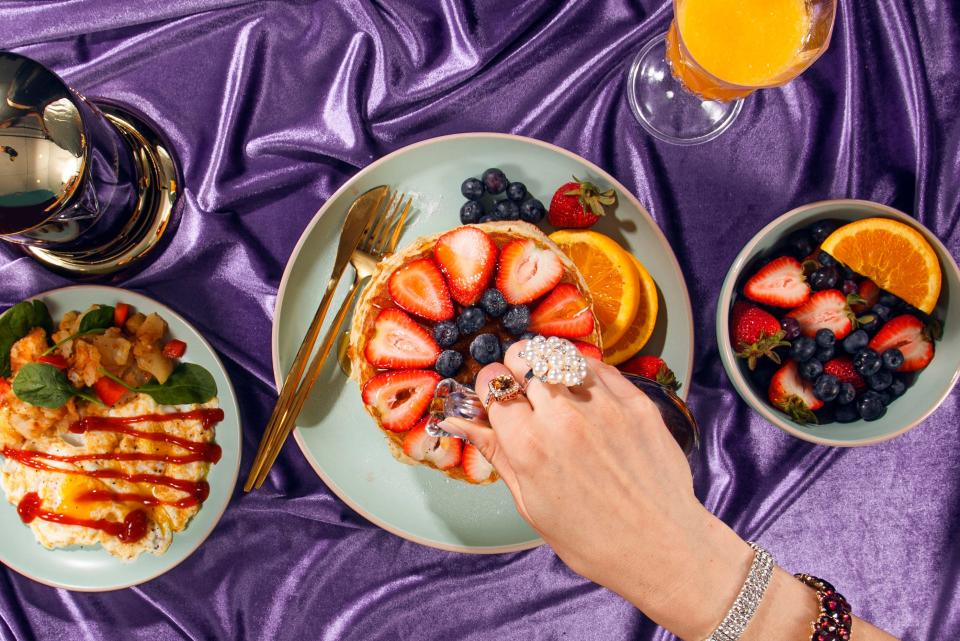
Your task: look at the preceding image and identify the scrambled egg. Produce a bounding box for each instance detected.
[0,394,220,562]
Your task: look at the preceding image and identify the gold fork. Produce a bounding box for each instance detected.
[247,192,412,489]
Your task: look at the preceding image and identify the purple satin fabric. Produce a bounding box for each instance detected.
[1,1,958,639]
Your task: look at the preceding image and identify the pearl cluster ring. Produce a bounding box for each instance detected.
[518,335,588,387]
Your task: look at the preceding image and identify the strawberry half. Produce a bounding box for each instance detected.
[434,227,497,305]
[785,289,854,340]
[388,258,454,321]
[822,356,867,391]
[868,315,934,372]
[402,418,463,470]
[461,443,495,483]
[571,340,602,360]
[768,360,823,424]
[495,239,563,304]
[528,284,595,338]
[743,256,811,308]
[851,279,879,314]
[730,301,789,370]
[365,308,440,369]
[619,355,680,391]
[361,370,440,432]
[547,177,617,229]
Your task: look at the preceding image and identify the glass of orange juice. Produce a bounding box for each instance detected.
[627,0,838,145]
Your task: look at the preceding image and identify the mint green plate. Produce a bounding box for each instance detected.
[0,285,241,590]
[273,133,693,553]
[718,200,960,446]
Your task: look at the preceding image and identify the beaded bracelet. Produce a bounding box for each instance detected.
[794,573,853,641]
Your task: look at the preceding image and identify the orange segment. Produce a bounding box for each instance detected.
[548,230,640,347]
[820,218,941,314]
[603,253,660,365]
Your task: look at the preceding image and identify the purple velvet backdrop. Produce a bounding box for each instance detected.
[1,1,959,639]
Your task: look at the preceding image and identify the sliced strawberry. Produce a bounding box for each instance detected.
[361,370,440,432]
[388,258,454,321]
[528,284,594,338]
[365,309,440,369]
[730,301,789,370]
[822,356,866,391]
[462,443,495,483]
[434,227,497,306]
[495,239,564,304]
[619,355,680,391]
[402,418,463,470]
[571,340,602,360]
[785,290,854,340]
[868,315,934,372]
[743,256,811,308]
[851,279,879,314]
[768,360,822,424]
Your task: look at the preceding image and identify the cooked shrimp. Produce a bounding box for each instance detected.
[10,328,48,374]
[68,339,102,388]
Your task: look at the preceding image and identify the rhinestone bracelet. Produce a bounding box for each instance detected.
[794,574,853,641]
[702,542,775,641]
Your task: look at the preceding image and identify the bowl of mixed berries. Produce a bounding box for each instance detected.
[717,200,960,446]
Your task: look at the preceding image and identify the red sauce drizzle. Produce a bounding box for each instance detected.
[6,408,224,544]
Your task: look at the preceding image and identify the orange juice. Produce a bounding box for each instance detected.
[666,0,811,101]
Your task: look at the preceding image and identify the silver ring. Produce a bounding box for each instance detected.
[518,335,587,387]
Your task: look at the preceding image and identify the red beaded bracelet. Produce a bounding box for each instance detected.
[795,573,853,641]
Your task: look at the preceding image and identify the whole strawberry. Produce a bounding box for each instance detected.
[547,176,616,229]
[730,301,790,370]
[619,355,680,391]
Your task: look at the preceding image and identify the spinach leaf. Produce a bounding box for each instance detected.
[12,362,78,409]
[137,363,218,405]
[0,300,54,378]
[78,305,115,334]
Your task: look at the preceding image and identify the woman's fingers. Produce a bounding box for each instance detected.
[502,341,578,408]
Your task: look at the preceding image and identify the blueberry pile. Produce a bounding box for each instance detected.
[460,168,546,225]
[433,287,534,378]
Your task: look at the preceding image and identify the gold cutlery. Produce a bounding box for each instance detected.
[245,190,411,490]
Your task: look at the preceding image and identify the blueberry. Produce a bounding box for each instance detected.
[813,374,840,402]
[432,320,459,348]
[842,329,869,354]
[786,230,814,258]
[479,289,507,318]
[853,348,882,377]
[815,328,835,349]
[817,252,837,267]
[836,382,857,405]
[470,333,502,365]
[482,168,508,195]
[460,200,484,225]
[519,198,546,224]
[856,391,886,421]
[479,214,496,223]
[457,307,486,335]
[810,220,837,244]
[503,305,530,336]
[790,336,817,362]
[868,369,893,391]
[461,177,485,200]
[494,199,520,221]
[809,266,839,291]
[835,404,859,423]
[506,182,527,202]
[435,350,464,377]
[857,314,879,334]
[889,378,907,398]
[842,279,858,296]
[879,390,894,406]
[881,348,904,371]
[780,316,801,340]
[800,359,823,381]
[815,345,835,362]
[878,292,901,308]
[872,303,891,322]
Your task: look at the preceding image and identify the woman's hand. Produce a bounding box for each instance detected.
[440,341,753,640]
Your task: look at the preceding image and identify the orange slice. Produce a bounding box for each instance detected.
[603,252,660,365]
[820,218,941,314]
[548,230,640,347]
